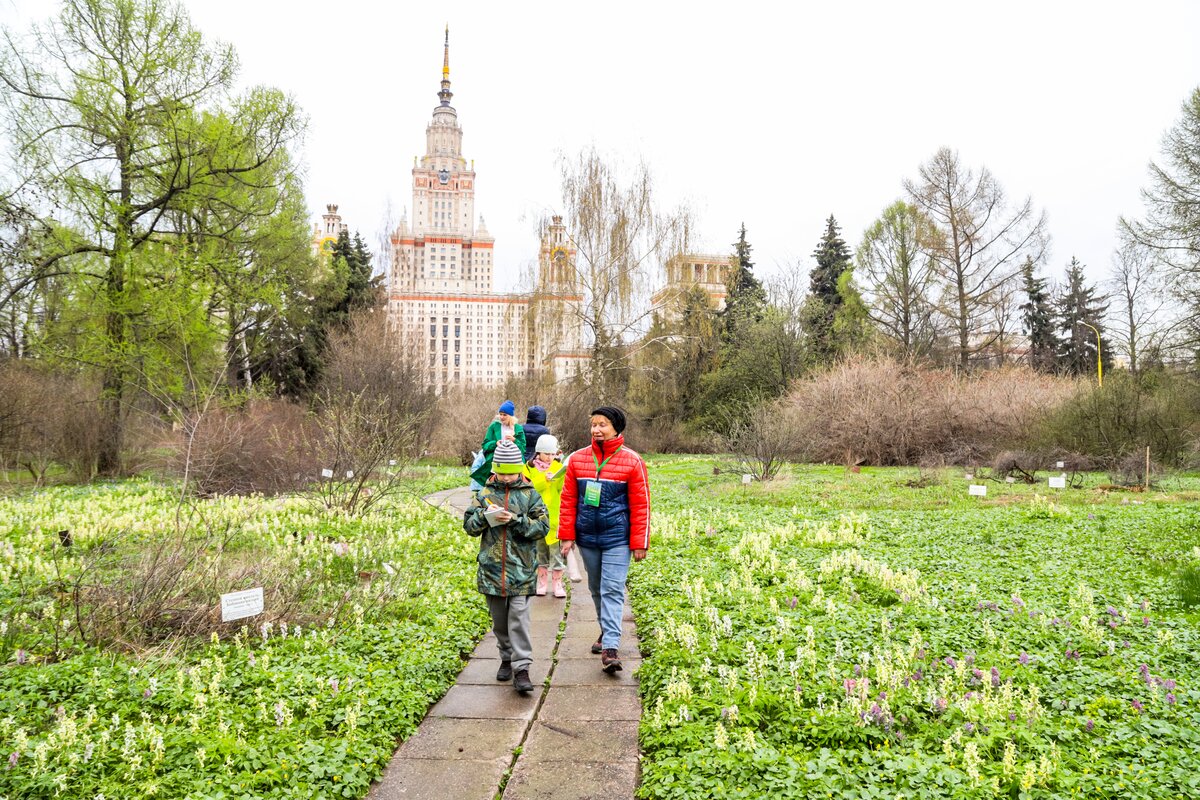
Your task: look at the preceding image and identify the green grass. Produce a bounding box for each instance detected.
[632,456,1200,799]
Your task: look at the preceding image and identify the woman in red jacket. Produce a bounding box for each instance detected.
[558,406,649,673]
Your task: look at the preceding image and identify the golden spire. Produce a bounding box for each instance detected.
[438,25,453,107]
[443,25,450,80]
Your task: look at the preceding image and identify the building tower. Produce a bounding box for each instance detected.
[311,203,348,256]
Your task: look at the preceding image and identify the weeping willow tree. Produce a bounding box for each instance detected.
[536,147,691,399]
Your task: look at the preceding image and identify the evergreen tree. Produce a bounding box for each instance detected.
[804,215,853,360]
[720,224,767,344]
[1019,256,1058,372]
[1055,257,1110,377]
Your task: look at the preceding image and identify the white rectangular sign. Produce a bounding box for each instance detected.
[742,474,753,485]
[969,484,987,497]
[320,468,333,479]
[221,587,264,622]
[1049,476,1067,489]
[345,470,354,479]
[1056,461,1065,469]
[1005,476,1016,484]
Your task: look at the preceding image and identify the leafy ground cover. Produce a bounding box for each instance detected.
[0,468,486,799]
[631,458,1200,799]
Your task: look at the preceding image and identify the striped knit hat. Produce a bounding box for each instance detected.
[492,440,525,474]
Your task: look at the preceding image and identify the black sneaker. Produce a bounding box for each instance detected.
[496,661,512,682]
[601,648,623,673]
[591,638,603,655]
[513,668,534,693]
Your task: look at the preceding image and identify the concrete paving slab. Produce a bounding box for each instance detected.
[519,720,640,763]
[539,686,642,722]
[369,756,504,800]
[556,635,640,660]
[565,603,634,622]
[430,684,541,720]
[529,598,569,620]
[396,717,526,761]
[560,620,637,641]
[551,657,640,686]
[457,658,553,684]
[501,759,638,800]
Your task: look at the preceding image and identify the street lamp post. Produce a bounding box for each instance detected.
[1080,321,1103,387]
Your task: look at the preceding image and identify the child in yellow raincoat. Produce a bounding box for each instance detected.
[523,434,567,598]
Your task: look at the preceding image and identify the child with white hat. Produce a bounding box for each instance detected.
[523,434,568,598]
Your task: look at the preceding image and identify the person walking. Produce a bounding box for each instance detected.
[470,400,526,490]
[521,405,551,462]
[523,435,568,598]
[558,406,650,673]
[463,439,549,694]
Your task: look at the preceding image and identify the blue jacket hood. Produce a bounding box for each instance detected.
[526,405,547,425]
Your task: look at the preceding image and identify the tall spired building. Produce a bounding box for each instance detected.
[388,29,585,389]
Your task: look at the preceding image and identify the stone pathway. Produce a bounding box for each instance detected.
[368,487,642,800]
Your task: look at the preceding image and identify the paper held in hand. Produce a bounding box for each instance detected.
[484,505,509,527]
[547,463,567,482]
[221,587,264,622]
[969,484,987,497]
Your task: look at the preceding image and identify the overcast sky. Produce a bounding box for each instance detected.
[4,1,1200,292]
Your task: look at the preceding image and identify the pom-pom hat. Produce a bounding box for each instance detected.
[492,439,525,474]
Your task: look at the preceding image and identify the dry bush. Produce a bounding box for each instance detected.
[727,399,806,480]
[991,450,1042,482]
[1108,450,1164,488]
[308,313,436,513]
[0,360,103,482]
[172,398,313,496]
[782,357,1080,466]
[427,387,510,464]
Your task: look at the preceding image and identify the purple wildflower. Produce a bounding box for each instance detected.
[1087,513,1095,519]
[1106,606,1119,617]
[963,722,975,734]
[1140,599,1150,611]
[1131,699,1144,713]
[1139,664,1151,684]
[7,752,17,769]
[991,667,1001,687]
[971,668,983,684]
[1108,620,1119,630]
[854,664,862,676]
[944,657,958,669]
[917,648,926,660]
[1086,719,1094,732]
[1008,712,1017,722]
[15,650,26,665]
[1164,679,1176,691]
[1019,651,1030,666]
[1012,594,1025,609]
[965,653,975,666]
[913,668,924,682]
[1143,617,1151,626]
[329,677,339,694]
[1167,693,1177,705]
[788,596,799,609]
[143,688,152,699]
[935,697,948,713]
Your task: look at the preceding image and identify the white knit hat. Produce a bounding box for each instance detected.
[534,434,559,454]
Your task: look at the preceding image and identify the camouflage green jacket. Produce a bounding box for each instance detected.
[463,476,550,596]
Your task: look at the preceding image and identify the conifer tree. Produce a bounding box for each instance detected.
[1055,257,1109,377]
[1019,256,1058,372]
[804,215,853,360]
[721,223,767,343]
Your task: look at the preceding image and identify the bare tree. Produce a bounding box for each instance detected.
[1108,237,1183,371]
[904,148,1048,368]
[856,200,941,359]
[538,147,691,397]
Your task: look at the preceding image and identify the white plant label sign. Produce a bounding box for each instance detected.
[1056,461,1065,469]
[742,474,753,485]
[1005,476,1016,484]
[1049,476,1067,489]
[345,470,354,479]
[221,587,264,622]
[320,468,333,479]
[969,484,987,497]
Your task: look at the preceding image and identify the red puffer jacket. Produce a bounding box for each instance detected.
[558,435,650,551]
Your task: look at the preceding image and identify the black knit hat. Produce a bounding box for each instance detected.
[591,405,626,434]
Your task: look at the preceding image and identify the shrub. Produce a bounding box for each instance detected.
[172,398,313,496]
[0,360,103,482]
[780,357,1080,466]
[1031,369,1200,467]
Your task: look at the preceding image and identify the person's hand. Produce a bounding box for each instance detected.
[495,509,514,523]
[560,540,574,557]
[632,548,647,562]
[503,434,515,441]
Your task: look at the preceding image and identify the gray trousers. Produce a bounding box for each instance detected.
[486,594,533,671]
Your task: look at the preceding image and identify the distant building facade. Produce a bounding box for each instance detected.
[384,30,584,390]
[650,253,734,319]
[311,203,348,256]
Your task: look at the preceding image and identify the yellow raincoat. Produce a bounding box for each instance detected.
[523,459,564,545]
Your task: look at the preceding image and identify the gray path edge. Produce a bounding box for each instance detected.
[367,485,643,800]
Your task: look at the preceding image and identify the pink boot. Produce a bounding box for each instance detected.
[535,566,549,596]
[552,569,566,598]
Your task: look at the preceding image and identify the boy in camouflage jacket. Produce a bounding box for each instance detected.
[463,439,549,693]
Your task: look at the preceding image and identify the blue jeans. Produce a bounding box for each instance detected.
[576,544,631,650]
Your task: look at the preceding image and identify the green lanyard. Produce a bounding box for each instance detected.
[592,445,622,478]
